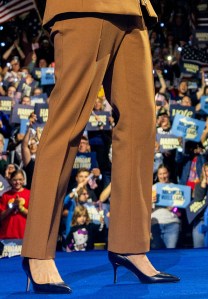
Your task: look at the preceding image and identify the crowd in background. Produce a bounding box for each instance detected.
[0,0,208,252]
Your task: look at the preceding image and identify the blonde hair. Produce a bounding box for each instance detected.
[71,205,91,226]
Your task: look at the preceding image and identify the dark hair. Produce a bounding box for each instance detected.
[71,206,90,226]
[157,164,169,173]
[81,135,88,141]
[10,169,25,180]
[76,168,90,175]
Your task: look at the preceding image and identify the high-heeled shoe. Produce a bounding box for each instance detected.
[108,251,180,284]
[22,257,72,294]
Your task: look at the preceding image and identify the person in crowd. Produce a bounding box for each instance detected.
[169,79,189,103]
[0,103,12,138]
[20,96,32,106]
[175,141,208,192]
[3,58,22,88]
[6,85,17,100]
[157,114,172,134]
[192,162,208,248]
[180,96,192,107]
[71,136,102,194]
[65,205,104,252]
[2,39,25,63]
[0,169,30,239]
[151,164,181,249]
[0,75,6,96]
[21,122,40,189]
[61,186,106,247]
[32,87,44,96]
[17,67,39,97]
[4,163,18,180]
[0,133,9,176]
[153,141,164,181]
[88,99,113,188]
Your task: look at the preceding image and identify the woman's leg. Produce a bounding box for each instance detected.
[105,17,158,276]
[21,14,127,284]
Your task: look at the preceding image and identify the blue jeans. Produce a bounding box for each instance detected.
[151,222,180,249]
[192,220,205,248]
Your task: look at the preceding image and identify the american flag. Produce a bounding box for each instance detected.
[181,44,208,66]
[0,0,36,24]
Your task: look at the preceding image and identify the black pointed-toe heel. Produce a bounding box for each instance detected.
[22,257,72,294]
[108,251,180,284]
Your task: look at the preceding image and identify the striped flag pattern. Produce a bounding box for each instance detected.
[0,0,36,23]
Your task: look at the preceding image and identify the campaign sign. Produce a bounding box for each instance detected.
[180,61,200,75]
[186,196,208,224]
[32,68,42,80]
[85,111,111,131]
[34,103,49,123]
[41,68,55,85]
[10,104,34,124]
[171,114,205,142]
[155,183,191,208]
[169,104,195,121]
[73,152,98,171]
[0,96,12,115]
[0,174,11,196]
[156,133,180,152]
[31,93,48,106]
[195,29,208,44]
[1,138,9,152]
[200,96,208,114]
[20,119,30,134]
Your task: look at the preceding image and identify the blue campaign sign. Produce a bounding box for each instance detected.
[171,114,205,142]
[73,152,98,171]
[155,183,191,208]
[156,133,180,152]
[34,103,49,123]
[200,96,208,114]
[169,104,195,121]
[31,93,48,106]
[10,104,34,124]
[41,68,55,85]
[0,174,11,196]
[186,195,208,224]
[20,119,30,134]
[0,96,12,115]
[85,111,111,131]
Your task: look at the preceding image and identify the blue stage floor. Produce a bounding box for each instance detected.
[1,249,208,299]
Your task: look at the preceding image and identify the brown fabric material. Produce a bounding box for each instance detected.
[43,0,157,27]
[22,14,155,259]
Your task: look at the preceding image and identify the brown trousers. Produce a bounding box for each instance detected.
[22,14,156,259]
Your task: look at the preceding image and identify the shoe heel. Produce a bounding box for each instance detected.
[113,264,118,284]
[26,277,30,292]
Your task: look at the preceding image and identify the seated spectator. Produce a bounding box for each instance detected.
[0,169,30,239]
[151,164,181,249]
[65,205,104,252]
